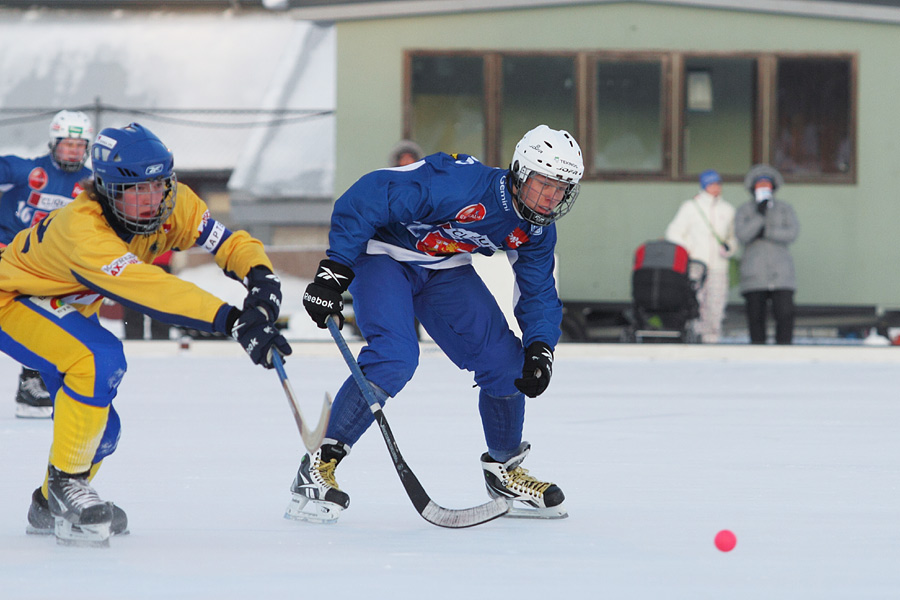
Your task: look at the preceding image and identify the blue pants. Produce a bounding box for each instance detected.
[326,254,526,459]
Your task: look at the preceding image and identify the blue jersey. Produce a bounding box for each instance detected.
[327,152,562,346]
[0,154,90,245]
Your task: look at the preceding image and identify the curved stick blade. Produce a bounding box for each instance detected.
[273,352,332,453]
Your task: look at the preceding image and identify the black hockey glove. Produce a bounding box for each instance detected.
[514,341,554,398]
[304,259,355,329]
[231,307,292,369]
[243,266,282,322]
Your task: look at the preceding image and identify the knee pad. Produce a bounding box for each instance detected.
[65,340,127,407]
[93,342,127,400]
[357,347,417,398]
[93,404,121,463]
[471,338,524,397]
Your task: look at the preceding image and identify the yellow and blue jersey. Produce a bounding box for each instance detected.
[0,182,271,334]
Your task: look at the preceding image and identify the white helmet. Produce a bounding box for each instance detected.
[509,125,584,226]
[48,110,94,173]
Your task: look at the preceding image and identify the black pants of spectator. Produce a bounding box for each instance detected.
[123,264,172,340]
[123,306,172,340]
[742,289,794,345]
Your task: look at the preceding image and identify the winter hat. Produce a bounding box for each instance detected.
[699,169,722,190]
[389,139,424,166]
[743,163,784,192]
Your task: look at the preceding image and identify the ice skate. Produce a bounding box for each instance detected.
[15,368,52,419]
[46,466,113,547]
[27,487,128,537]
[285,441,350,524]
[481,442,568,519]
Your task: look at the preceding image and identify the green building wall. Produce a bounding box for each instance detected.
[332,3,900,307]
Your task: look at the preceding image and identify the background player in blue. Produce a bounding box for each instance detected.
[287,125,584,523]
[0,110,94,418]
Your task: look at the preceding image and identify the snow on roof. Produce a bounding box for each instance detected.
[0,8,335,198]
[282,0,900,24]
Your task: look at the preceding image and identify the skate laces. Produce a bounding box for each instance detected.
[21,375,50,399]
[507,466,552,495]
[315,458,342,490]
[59,478,104,509]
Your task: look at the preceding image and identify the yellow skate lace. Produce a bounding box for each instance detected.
[507,467,552,495]
[315,458,342,490]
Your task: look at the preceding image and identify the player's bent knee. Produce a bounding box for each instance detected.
[93,405,121,462]
[64,341,127,406]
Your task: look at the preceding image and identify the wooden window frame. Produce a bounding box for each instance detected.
[403,50,857,184]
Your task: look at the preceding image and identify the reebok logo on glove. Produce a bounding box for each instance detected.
[303,292,338,310]
[514,341,554,398]
[304,259,355,329]
[244,267,283,322]
[530,346,553,377]
[317,266,350,285]
[231,307,292,369]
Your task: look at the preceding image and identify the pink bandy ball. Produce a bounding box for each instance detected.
[715,529,737,552]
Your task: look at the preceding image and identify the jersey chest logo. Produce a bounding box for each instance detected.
[28,168,48,190]
[416,230,479,255]
[411,220,499,255]
[455,204,486,223]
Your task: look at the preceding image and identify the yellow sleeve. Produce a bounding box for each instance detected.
[68,186,271,334]
[173,185,273,282]
[69,235,238,335]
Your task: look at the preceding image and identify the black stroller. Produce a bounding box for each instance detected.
[621,239,707,343]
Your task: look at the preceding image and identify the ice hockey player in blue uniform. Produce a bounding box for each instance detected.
[287,125,583,523]
[0,110,94,418]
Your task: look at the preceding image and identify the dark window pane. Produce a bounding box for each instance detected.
[774,58,852,175]
[594,60,663,172]
[411,55,485,158]
[501,56,576,166]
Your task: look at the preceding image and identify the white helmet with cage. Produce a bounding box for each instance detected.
[48,110,94,173]
[509,125,584,226]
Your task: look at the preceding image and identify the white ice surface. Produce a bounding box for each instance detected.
[2,342,900,599]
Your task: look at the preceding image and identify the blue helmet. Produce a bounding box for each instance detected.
[91,123,177,235]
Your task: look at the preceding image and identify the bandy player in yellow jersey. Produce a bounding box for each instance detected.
[0,123,291,546]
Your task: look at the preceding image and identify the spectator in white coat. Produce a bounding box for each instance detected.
[665,169,738,343]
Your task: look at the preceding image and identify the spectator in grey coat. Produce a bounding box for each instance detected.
[734,164,799,344]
